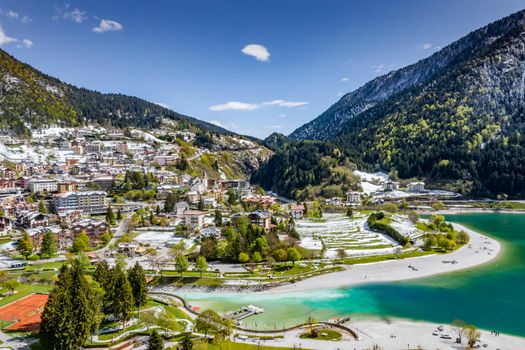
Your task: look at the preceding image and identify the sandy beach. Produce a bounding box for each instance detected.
[264,223,500,294]
[239,318,525,350]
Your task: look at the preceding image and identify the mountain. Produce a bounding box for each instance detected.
[259,10,525,197]
[0,49,232,137]
[290,10,525,141]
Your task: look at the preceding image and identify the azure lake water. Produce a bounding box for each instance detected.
[181,213,525,337]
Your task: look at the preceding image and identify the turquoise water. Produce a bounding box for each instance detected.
[182,213,525,336]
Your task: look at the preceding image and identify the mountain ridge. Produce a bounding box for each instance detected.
[289,9,525,141]
[0,48,233,137]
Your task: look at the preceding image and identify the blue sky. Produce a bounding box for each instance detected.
[0,0,524,138]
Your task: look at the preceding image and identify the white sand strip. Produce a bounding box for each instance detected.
[264,223,500,294]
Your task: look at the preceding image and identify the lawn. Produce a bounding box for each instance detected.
[341,249,433,265]
[299,329,342,341]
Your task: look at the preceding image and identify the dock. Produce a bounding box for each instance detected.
[224,304,265,321]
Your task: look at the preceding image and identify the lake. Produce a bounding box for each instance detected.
[181,213,525,337]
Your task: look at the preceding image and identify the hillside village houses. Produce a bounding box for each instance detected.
[408,181,426,193]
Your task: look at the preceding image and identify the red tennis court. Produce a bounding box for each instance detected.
[0,293,49,332]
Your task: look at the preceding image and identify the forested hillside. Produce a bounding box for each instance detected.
[335,13,525,196]
[290,9,525,142]
[257,10,525,197]
[0,49,232,136]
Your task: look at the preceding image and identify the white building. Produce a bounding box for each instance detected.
[408,181,425,193]
[54,191,108,214]
[28,179,58,193]
[182,210,206,229]
[346,191,361,204]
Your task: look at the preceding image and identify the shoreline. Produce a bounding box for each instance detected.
[246,317,525,350]
[262,222,500,294]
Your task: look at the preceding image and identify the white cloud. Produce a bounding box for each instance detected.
[209,101,258,111]
[6,10,18,19]
[0,25,17,46]
[209,99,308,112]
[341,77,349,82]
[66,8,87,23]
[241,44,270,62]
[93,19,123,33]
[263,100,309,108]
[372,64,385,73]
[52,4,86,23]
[417,43,432,50]
[0,9,31,23]
[208,120,225,127]
[155,102,170,109]
[17,38,33,48]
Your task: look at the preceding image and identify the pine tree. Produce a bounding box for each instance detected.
[147,330,163,350]
[17,232,33,259]
[40,231,58,257]
[106,206,116,225]
[40,260,100,350]
[93,260,111,290]
[117,208,123,220]
[127,262,148,314]
[110,266,134,328]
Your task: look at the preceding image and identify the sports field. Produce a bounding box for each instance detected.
[0,293,48,332]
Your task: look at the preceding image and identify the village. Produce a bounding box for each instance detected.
[0,126,476,350]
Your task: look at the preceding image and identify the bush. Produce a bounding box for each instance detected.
[367,212,408,245]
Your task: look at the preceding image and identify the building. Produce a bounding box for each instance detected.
[384,181,400,191]
[175,202,189,216]
[54,191,108,214]
[186,191,200,204]
[325,197,342,206]
[153,155,179,167]
[346,191,362,204]
[201,226,221,239]
[116,143,129,154]
[18,211,49,229]
[290,204,305,219]
[202,197,218,208]
[248,210,271,230]
[182,210,206,229]
[70,218,109,246]
[28,179,58,193]
[57,181,77,194]
[408,181,425,193]
[91,175,115,191]
[0,216,13,235]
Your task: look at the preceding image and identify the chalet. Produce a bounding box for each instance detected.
[18,211,49,229]
[70,218,109,247]
[290,204,305,219]
[248,210,271,230]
